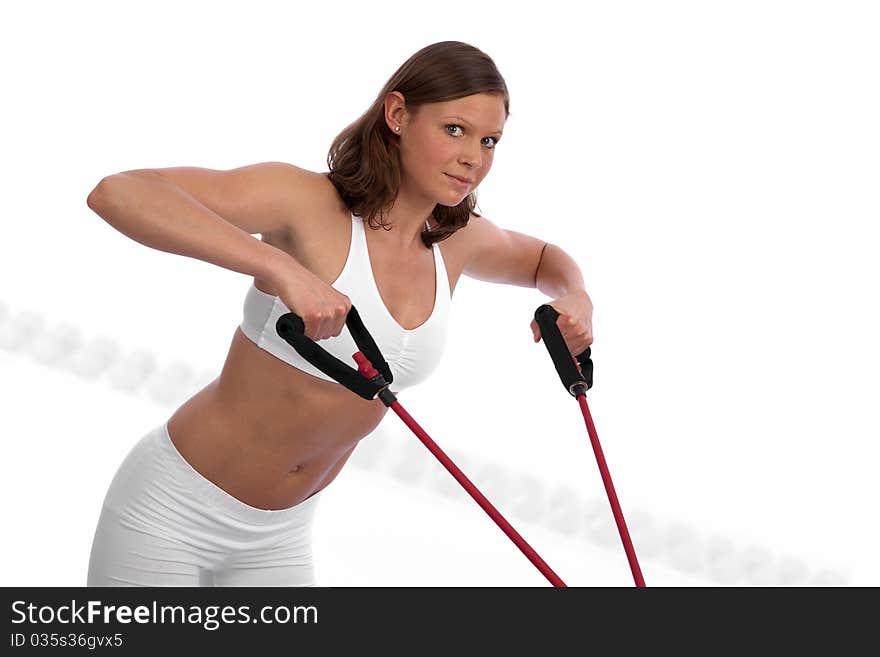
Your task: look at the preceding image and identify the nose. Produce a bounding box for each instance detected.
[460,140,483,169]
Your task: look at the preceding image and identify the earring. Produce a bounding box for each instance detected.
[395,126,400,132]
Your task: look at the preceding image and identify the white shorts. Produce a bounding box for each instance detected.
[87,421,324,587]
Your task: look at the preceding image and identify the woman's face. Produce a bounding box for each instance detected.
[394,92,507,206]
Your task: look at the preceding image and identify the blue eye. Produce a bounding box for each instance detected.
[446,124,498,149]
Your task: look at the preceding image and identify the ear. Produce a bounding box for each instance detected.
[384,91,408,131]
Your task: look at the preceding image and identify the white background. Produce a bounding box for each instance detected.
[1,0,878,586]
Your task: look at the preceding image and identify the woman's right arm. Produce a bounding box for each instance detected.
[86,162,352,340]
[85,162,307,285]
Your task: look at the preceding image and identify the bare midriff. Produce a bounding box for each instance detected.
[166,324,389,511]
[165,176,462,512]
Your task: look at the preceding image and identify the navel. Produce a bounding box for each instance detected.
[288,464,302,475]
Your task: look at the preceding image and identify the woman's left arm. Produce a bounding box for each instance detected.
[530,243,593,357]
[460,214,593,357]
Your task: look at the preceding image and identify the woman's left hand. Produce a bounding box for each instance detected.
[530,288,594,357]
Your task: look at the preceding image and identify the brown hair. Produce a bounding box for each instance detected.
[326,41,510,249]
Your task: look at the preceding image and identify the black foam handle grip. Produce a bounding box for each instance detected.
[534,304,593,396]
[275,305,393,401]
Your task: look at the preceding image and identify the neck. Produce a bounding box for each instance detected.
[376,181,437,249]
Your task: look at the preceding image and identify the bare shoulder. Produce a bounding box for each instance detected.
[441,211,488,262]
[262,166,344,243]
[254,168,345,243]
[256,170,354,292]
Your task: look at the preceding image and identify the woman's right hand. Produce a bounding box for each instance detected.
[269,261,352,341]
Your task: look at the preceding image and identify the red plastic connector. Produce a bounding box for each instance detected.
[352,351,378,379]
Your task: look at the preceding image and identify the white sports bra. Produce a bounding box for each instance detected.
[240,212,451,392]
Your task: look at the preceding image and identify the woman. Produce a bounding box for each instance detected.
[85,40,594,587]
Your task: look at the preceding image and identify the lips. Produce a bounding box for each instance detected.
[446,173,473,184]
